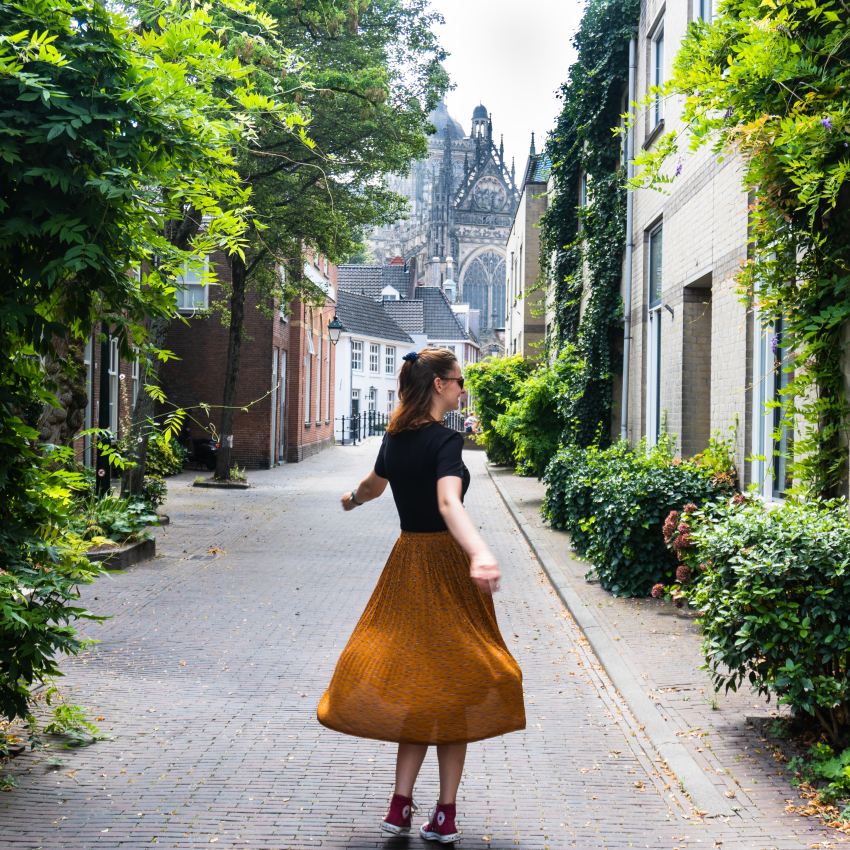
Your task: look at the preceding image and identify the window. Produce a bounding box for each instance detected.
[385,346,396,374]
[131,347,140,407]
[697,0,713,22]
[316,332,323,424]
[367,387,377,412]
[324,334,331,421]
[305,327,313,424]
[651,23,665,127]
[387,390,395,414]
[351,339,363,371]
[175,256,210,312]
[108,336,120,435]
[369,343,380,373]
[647,224,663,445]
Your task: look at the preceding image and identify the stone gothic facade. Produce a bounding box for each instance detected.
[368,101,519,335]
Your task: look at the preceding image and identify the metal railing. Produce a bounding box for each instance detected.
[336,409,467,445]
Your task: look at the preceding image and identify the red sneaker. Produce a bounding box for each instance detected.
[419,803,461,843]
[380,793,416,836]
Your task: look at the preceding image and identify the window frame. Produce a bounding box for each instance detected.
[175,256,211,313]
[369,343,380,374]
[351,339,363,372]
[646,223,664,446]
[649,19,665,129]
[385,345,396,375]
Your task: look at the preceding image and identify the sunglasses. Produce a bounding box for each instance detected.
[444,376,465,390]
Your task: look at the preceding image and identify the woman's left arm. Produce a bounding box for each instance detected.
[341,470,388,511]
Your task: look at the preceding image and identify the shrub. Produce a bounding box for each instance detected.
[689,497,850,746]
[464,355,532,465]
[789,742,850,808]
[140,475,167,509]
[72,495,159,545]
[543,437,731,596]
[146,433,187,477]
[494,347,588,477]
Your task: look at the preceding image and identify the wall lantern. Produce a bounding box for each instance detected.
[328,314,344,345]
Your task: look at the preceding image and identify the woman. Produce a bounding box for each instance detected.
[317,347,525,844]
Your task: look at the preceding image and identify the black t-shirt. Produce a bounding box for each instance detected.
[374,423,471,532]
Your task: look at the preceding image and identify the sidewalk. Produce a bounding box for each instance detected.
[489,463,846,847]
[0,441,845,849]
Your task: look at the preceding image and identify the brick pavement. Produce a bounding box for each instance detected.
[0,441,844,849]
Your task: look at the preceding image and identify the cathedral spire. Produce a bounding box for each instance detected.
[511,156,515,183]
[530,132,536,156]
[499,134,504,161]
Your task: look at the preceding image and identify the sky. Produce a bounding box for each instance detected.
[427,0,586,175]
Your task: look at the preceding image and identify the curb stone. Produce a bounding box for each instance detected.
[487,462,739,819]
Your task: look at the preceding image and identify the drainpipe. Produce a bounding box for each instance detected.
[620,36,637,442]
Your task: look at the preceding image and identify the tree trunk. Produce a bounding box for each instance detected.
[121,316,170,497]
[38,336,88,448]
[214,253,248,480]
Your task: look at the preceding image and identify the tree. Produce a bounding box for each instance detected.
[634,0,850,497]
[210,0,448,479]
[0,0,278,719]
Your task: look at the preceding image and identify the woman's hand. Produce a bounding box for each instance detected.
[341,492,359,511]
[469,550,501,594]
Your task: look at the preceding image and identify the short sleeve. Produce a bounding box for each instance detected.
[374,434,388,479]
[435,431,464,480]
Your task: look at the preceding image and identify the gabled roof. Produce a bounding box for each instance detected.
[335,290,413,343]
[414,286,472,342]
[383,299,425,335]
[338,263,411,300]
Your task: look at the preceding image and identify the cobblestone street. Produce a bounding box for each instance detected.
[0,441,845,849]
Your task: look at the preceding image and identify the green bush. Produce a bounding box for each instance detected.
[464,355,532,465]
[789,742,850,808]
[543,437,731,596]
[72,495,159,545]
[146,434,187,477]
[494,347,587,477]
[689,497,850,746]
[140,475,167,509]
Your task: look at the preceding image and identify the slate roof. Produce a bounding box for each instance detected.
[414,286,471,342]
[338,264,411,300]
[335,290,413,343]
[338,264,384,299]
[383,299,425,335]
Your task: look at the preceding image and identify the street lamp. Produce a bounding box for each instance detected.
[328,314,343,345]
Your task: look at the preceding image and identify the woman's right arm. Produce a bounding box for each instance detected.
[437,476,500,593]
[341,469,388,511]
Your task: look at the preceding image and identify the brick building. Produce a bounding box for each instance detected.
[623,0,790,497]
[160,248,336,467]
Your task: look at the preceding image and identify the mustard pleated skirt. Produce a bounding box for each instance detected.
[317,530,525,745]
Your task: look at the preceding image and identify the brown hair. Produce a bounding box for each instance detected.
[387,347,458,434]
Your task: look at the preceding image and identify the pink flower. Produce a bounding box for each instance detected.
[651,583,665,599]
[682,502,698,514]
[676,565,692,584]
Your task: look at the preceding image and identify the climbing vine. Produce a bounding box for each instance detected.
[540,0,640,448]
[634,0,850,498]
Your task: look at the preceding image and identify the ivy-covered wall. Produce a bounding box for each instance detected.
[541,0,640,448]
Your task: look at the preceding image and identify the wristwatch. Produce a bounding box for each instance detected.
[349,489,363,506]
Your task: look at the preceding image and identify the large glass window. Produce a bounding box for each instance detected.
[369,343,380,373]
[385,346,396,374]
[315,332,322,424]
[387,390,395,414]
[367,387,377,412]
[351,339,363,371]
[108,336,120,435]
[305,327,313,424]
[698,0,713,22]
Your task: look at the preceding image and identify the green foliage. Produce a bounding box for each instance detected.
[42,687,104,748]
[790,743,850,807]
[689,497,850,746]
[543,438,731,596]
[72,495,158,545]
[464,356,533,465]
[540,0,639,447]
[145,434,187,478]
[633,0,850,497]
[493,347,588,476]
[141,476,168,509]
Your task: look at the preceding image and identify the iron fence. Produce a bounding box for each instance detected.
[335,409,466,446]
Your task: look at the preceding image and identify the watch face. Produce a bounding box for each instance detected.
[472,176,507,212]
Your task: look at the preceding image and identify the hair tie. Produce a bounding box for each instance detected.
[402,351,419,363]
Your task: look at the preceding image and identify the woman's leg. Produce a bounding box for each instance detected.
[394,743,428,798]
[435,743,467,804]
